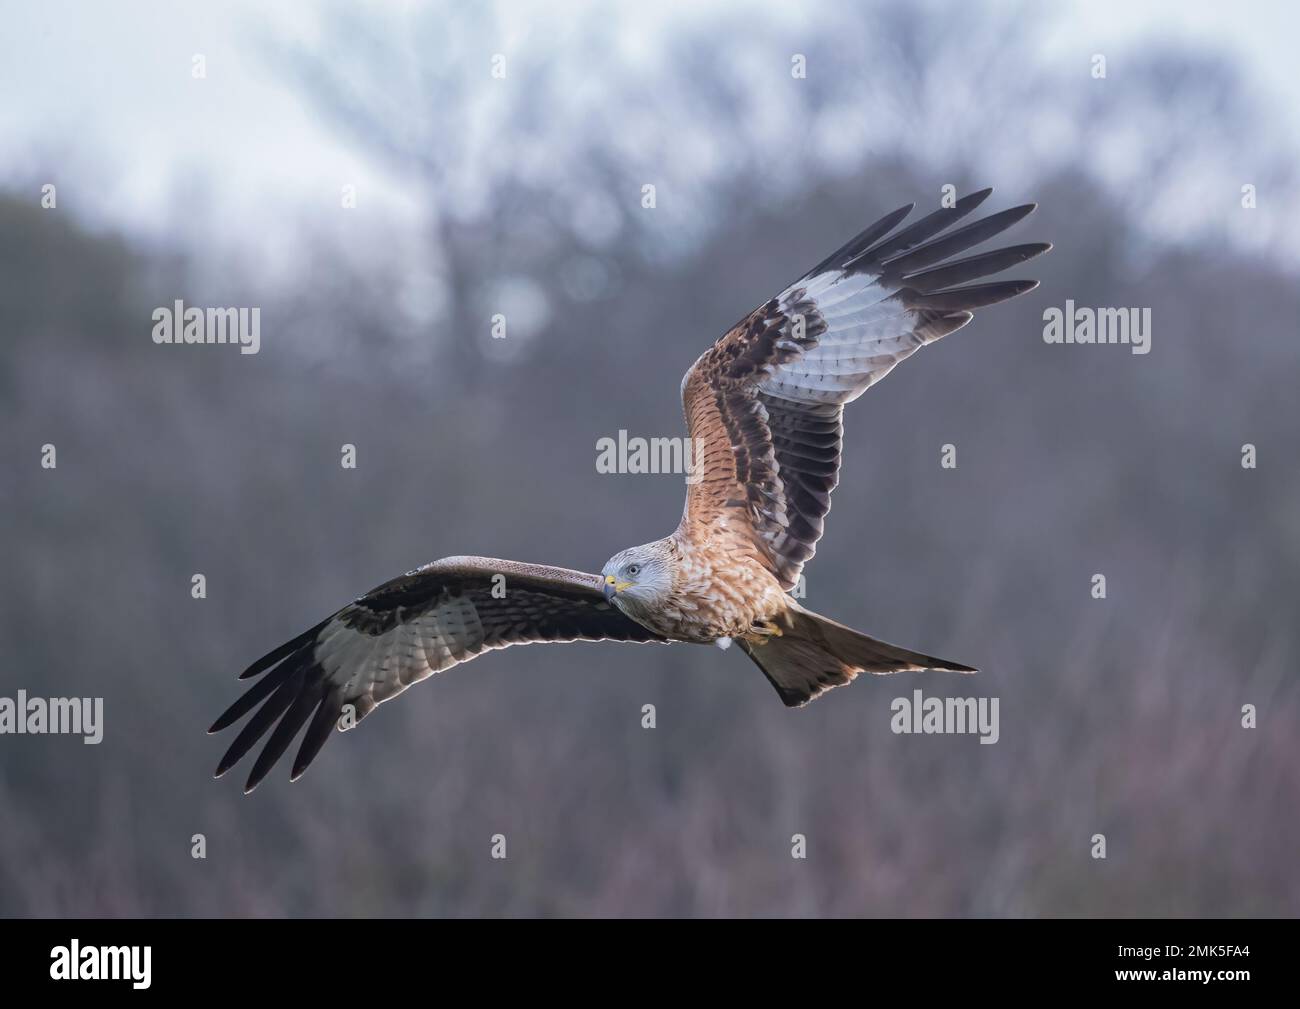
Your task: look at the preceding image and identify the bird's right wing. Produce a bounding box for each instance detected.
[678,188,1050,589]
[209,556,667,791]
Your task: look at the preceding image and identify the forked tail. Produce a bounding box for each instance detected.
[738,602,975,707]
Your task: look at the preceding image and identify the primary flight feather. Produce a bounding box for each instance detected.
[211,188,1049,791]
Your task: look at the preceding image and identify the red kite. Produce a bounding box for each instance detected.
[212,188,1049,791]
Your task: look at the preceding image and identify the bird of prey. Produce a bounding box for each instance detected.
[211,188,1049,792]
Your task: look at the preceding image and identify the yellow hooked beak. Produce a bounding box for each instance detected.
[603,574,634,601]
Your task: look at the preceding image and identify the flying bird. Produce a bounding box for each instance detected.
[211,188,1049,792]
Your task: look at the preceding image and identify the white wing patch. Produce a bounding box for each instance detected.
[758,274,964,405]
[314,597,488,718]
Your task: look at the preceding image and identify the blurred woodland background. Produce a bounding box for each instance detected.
[2,1,1298,916]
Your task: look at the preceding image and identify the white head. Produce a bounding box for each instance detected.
[600,539,676,615]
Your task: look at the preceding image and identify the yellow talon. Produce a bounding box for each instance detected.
[743,621,784,645]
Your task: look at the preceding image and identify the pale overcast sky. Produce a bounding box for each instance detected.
[1,0,1295,274]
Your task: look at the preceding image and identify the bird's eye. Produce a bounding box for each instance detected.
[626,564,641,577]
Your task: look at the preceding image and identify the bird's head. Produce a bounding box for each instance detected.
[601,540,675,613]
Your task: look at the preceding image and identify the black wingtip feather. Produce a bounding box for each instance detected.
[881,203,1040,278]
[904,243,1051,292]
[290,694,342,781]
[214,671,302,780]
[799,201,914,281]
[851,188,994,269]
[243,685,325,793]
[905,278,1041,312]
[214,634,345,789]
[238,621,327,679]
[208,667,285,733]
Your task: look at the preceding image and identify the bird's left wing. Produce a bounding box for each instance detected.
[678,188,1050,589]
[210,556,666,791]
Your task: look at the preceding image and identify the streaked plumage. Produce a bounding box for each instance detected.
[212,188,1049,791]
